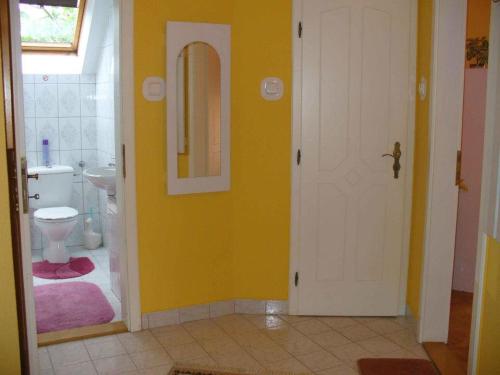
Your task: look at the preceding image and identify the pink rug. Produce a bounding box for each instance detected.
[35,282,115,333]
[33,257,95,279]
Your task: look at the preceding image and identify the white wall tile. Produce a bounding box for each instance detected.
[80,74,96,84]
[82,117,97,149]
[70,182,84,212]
[23,84,35,117]
[80,84,96,116]
[60,150,83,182]
[36,150,60,166]
[209,301,235,318]
[35,84,58,117]
[23,74,35,84]
[36,117,59,151]
[35,74,57,84]
[58,84,81,117]
[179,304,210,323]
[83,181,99,214]
[147,310,180,328]
[82,149,98,169]
[235,300,267,314]
[266,300,289,315]
[59,117,82,150]
[57,74,79,84]
[24,117,37,152]
[26,152,37,168]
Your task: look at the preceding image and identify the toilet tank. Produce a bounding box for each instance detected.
[28,165,74,209]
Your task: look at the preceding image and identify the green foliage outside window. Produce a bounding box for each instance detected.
[20,4,78,45]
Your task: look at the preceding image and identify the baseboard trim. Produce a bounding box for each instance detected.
[142,299,289,329]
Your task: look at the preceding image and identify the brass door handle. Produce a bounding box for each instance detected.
[382,142,402,179]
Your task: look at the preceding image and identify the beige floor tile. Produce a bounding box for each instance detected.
[130,348,173,369]
[315,364,359,375]
[356,336,403,356]
[54,361,97,375]
[154,326,196,348]
[363,319,406,335]
[230,330,276,349]
[292,319,331,336]
[279,315,315,324]
[92,354,137,374]
[178,354,218,367]
[352,317,381,324]
[183,319,228,341]
[309,330,352,350]
[384,329,422,353]
[245,343,292,365]
[410,344,429,359]
[211,351,263,372]
[334,324,378,342]
[39,347,53,371]
[85,335,127,360]
[263,325,305,344]
[278,336,323,356]
[165,341,208,362]
[295,349,343,372]
[213,314,258,334]
[244,314,288,330]
[198,336,244,357]
[265,357,311,374]
[117,331,162,354]
[48,342,91,369]
[328,343,374,368]
[318,317,359,330]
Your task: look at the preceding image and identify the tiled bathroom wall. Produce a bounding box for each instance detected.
[23,74,102,250]
[96,4,116,248]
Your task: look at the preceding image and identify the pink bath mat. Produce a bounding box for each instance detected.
[32,257,95,279]
[35,282,115,333]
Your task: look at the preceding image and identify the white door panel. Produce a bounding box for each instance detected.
[298,0,411,315]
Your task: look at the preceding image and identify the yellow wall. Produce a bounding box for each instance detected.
[477,237,500,374]
[406,0,433,318]
[0,30,22,375]
[467,0,492,39]
[135,0,291,312]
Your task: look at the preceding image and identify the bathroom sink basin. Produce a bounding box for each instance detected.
[84,167,116,195]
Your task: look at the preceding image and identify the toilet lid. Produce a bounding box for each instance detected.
[34,207,78,221]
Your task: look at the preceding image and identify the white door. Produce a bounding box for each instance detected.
[297,0,412,316]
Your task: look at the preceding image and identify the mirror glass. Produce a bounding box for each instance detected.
[176,42,221,178]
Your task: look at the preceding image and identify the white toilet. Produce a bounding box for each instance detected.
[28,165,78,263]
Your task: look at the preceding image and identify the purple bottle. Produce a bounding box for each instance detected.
[42,139,50,167]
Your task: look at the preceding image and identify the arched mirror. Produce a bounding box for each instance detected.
[167,22,230,195]
[177,42,221,178]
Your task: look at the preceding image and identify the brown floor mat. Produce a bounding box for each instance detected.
[358,358,439,375]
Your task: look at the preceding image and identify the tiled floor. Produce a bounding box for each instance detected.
[32,246,122,323]
[38,314,428,374]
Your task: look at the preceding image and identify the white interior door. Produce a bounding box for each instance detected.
[297,0,412,316]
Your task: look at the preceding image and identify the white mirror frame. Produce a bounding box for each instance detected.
[166,21,231,195]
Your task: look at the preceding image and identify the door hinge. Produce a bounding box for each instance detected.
[298,21,302,38]
[122,144,127,178]
[294,272,299,287]
[297,149,301,165]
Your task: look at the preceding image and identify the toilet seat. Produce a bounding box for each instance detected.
[34,207,78,222]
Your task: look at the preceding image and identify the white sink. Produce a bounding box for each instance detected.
[84,167,116,195]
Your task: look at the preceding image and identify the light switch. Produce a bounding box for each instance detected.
[261,77,284,101]
[142,76,165,101]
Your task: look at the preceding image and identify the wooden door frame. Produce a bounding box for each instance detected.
[0,0,29,372]
[6,0,141,372]
[289,0,418,315]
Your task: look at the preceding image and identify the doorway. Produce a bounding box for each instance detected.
[289,0,416,316]
[5,0,139,371]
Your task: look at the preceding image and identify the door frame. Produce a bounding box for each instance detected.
[417,0,467,343]
[469,2,499,374]
[289,0,418,315]
[7,0,140,373]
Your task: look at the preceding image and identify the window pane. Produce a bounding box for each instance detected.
[20,4,78,45]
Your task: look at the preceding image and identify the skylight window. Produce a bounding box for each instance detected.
[20,0,86,52]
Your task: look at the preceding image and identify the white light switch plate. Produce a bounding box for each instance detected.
[261,77,284,101]
[142,76,166,101]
